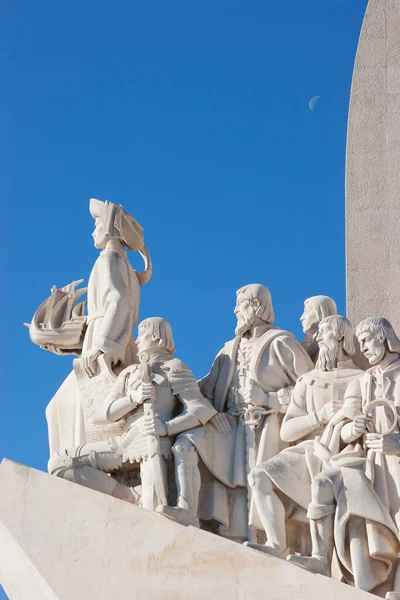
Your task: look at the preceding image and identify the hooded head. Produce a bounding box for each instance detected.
[300,295,337,335]
[90,198,145,252]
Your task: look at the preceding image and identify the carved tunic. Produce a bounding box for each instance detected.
[83,245,140,365]
[255,361,363,512]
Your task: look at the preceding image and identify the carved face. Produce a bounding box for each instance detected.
[300,301,319,335]
[234,294,257,336]
[317,321,338,346]
[316,322,339,371]
[92,218,109,249]
[358,331,386,365]
[137,327,160,353]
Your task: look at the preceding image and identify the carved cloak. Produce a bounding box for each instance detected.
[46,246,141,459]
[182,328,313,536]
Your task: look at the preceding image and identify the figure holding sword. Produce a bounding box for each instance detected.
[48,317,216,514]
[157,284,313,539]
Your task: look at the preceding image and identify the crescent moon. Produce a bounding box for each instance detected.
[309,96,320,111]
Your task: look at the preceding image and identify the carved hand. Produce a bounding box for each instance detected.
[317,399,342,424]
[365,432,400,455]
[81,348,103,378]
[128,382,152,408]
[142,414,168,437]
[351,415,370,438]
[243,380,268,408]
[210,412,232,434]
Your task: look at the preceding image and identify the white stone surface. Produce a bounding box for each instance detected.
[179,284,313,541]
[49,317,216,515]
[346,0,400,333]
[300,295,338,363]
[287,317,400,597]
[248,316,363,560]
[44,199,152,459]
[0,459,375,600]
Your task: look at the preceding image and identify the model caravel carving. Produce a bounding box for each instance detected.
[26,280,87,355]
[26,200,400,600]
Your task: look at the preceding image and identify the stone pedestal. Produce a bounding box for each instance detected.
[0,459,375,599]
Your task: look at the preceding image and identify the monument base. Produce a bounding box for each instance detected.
[0,459,375,599]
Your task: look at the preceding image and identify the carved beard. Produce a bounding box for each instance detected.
[316,338,339,372]
[235,307,256,337]
[367,344,386,365]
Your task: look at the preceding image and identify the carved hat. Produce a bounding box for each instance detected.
[89,198,145,252]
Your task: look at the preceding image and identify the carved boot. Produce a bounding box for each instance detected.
[244,542,289,560]
[287,514,334,578]
[156,442,200,527]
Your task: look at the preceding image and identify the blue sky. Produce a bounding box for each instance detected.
[1,1,367,593]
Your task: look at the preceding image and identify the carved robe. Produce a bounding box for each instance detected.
[314,359,400,592]
[83,245,140,365]
[46,245,141,458]
[256,360,364,512]
[182,327,313,538]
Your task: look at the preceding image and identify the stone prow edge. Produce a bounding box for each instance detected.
[0,458,376,600]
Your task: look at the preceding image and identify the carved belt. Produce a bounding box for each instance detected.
[231,405,275,430]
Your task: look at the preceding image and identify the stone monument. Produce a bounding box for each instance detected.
[346,0,400,335]
[3,2,400,599]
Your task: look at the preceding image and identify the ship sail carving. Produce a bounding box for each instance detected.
[25,280,87,356]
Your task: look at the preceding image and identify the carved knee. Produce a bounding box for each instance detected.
[248,468,271,493]
[311,474,335,502]
[172,436,198,466]
[308,473,337,519]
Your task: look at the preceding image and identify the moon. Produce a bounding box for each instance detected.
[309,96,320,111]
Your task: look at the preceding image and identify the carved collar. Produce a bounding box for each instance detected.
[336,359,355,369]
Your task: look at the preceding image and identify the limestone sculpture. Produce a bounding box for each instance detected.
[301,295,338,363]
[41,199,152,458]
[157,284,313,541]
[246,315,363,558]
[29,199,400,599]
[288,317,400,599]
[48,317,216,514]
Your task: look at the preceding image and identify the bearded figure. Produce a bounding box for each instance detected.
[246,316,363,559]
[288,317,400,599]
[156,284,313,541]
[300,295,337,363]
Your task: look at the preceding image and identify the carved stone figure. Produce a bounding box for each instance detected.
[45,199,152,457]
[83,197,152,375]
[157,284,313,541]
[246,315,363,559]
[301,296,337,363]
[48,317,216,513]
[288,317,400,598]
